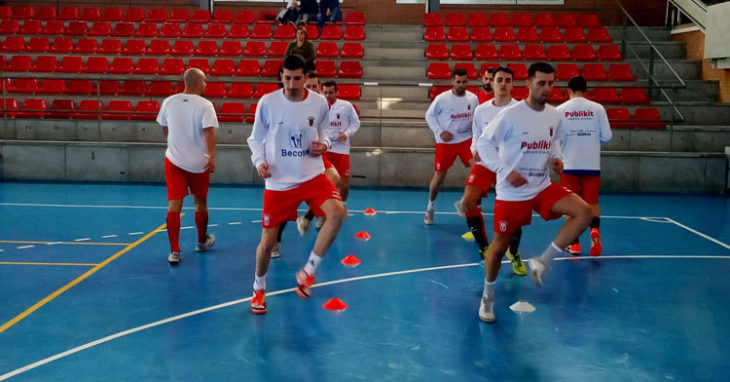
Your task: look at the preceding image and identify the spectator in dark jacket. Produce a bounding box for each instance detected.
[317,0,342,29]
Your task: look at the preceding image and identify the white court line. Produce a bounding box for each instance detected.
[228,222,242,225]
[2,254,729,380]
[46,242,62,246]
[665,217,730,250]
[128,232,144,236]
[207,224,218,227]
[74,238,90,242]
[102,235,117,239]
[16,245,34,250]
[180,226,193,230]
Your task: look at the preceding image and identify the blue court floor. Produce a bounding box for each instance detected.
[0,181,728,381]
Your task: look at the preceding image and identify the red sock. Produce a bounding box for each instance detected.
[195,211,208,244]
[166,211,181,253]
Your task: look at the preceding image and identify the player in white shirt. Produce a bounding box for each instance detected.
[156,68,218,265]
[453,67,525,276]
[246,55,347,314]
[424,67,480,225]
[557,76,612,257]
[322,80,360,201]
[477,67,495,105]
[476,62,593,323]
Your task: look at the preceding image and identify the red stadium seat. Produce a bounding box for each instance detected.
[306,25,319,39]
[338,84,361,100]
[244,41,266,57]
[220,40,243,56]
[1,98,19,118]
[191,10,211,23]
[37,79,66,94]
[219,102,246,122]
[0,4,10,18]
[120,80,147,96]
[426,44,449,60]
[549,88,568,104]
[135,23,158,37]
[261,60,283,77]
[344,25,365,40]
[7,78,38,93]
[160,23,181,38]
[101,100,133,120]
[1,36,26,52]
[454,62,477,79]
[182,23,204,38]
[168,9,190,23]
[187,58,210,73]
[122,39,146,55]
[159,58,185,75]
[204,23,227,38]
[235,60,261,76]
[65,21,88,36]
[578,13,602,27]
[523,45,547,60]
[251,24,273,39]
[597,45,623,61]
[213,10,234,24]
[423,13,443,27]
[633,108,665,129]
[108,57,134,74]
[475,44,498,60]
[88,21,112,37]
[489,12,510,27]
[341,42,363,58]
[228,24,250,39]
[539,27,563,43]
[470,27,493,42]
[445,13,465,27]
[80,7,101,21]
[36,6,57,20]
[517,27,539,42]
[97,80,120,95]
[58,7,79,21]
[234,10,256,24]
[425,27,446,42]
[582,63,608,81]
[345,12,365,25]
[267,41,289,57]
[74,38,98,54]
[111,22,135,37]
[99,38,122,55]
[133,101,160,121]
[0,19,19,34]
[41,20,65,35]
[493,27,516,42]
[171,40,194,56]
[590,87,620,104]
[82,56,108,73]
[587,27,612,43]
[608,64,636,81]
[75,100,103,120]
[124,8,145,22]
[498,44,522,60]
[195,40,219,56]
[254,83,280,98]
[67,80,95,95]
[204,82,227,98]
[547,45,571,61]
[556,13,577,27]
[467,13,488,27]
[256,10,278,24]
[19,20,42,35]
[48,99,76,120]
[556,63,580,81]
[511,13,532,27]
[534,13,555,27]
[621,88,650,104]
[27,37,50,53]
[563,27,587,43]
[134,58,160,75]
[228,82,254,98]
[57,56,83,73]
[573,44,597,61]
[320,25,342,40]
[427,62,451,79]
[17,98,47,118]
[7,55,32,72]
[339,61,363,78]
[246,103,258,123]
[447,27,469,42]
[12,5,34,19]
[147,81,175,97]
[274,24,296,40]
[211,59,236,76]
[606,107,632,128]
[316,60,337,77]
[450,44,473,60]
[507,63,528,80]
[102,7,123,22]
[317,42,339,58]
[147,40,170,56]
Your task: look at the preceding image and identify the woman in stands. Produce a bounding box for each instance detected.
[285,26,316,72]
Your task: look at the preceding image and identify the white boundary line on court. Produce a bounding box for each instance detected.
[665,217,730,250]
[2,255,729,380]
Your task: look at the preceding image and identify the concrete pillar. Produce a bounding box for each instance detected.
[426,0,440,13]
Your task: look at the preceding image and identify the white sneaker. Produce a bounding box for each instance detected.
[479,295,495,323]
[296,216,310,236]
[195,234,216,252]
[271,242,281,258]
[424,208,434,225]
[315,217,325,228]
[168,252,181,264]
[529,258,548,286]
[454,200,466,217]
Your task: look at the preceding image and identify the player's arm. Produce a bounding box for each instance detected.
[247,101,270,178]
[425,97,450,140]
[203,127,216,173]
[310,102,331,156]
[342,104,361,141]
[598,107,613,143]
[550,119,564,174]
[161,127,168,137]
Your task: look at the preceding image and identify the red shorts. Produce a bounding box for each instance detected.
[434,139,472,172]
[324,152,350,177]
[261,173,341,228]
[165,158,210,201]
[322,154,335,170]
[561,173,600,205]
[465,164,496,197]
[493,183,573,235]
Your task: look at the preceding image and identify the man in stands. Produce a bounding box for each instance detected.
[424,68,479,225]
[556,76,613,256]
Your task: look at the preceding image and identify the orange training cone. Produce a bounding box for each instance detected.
[322,298,348,311]
[363,207,377,216]
[355,231,371,241]
[341,255,361,267]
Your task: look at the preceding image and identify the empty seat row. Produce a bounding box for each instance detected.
[426,43,622,61]
[425,26,612,43]
[424,12,601,28]
[426,61,636,82]
[2,98,160,120]
[607,107,665,129]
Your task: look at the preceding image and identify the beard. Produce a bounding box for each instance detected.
[483,84,493,92]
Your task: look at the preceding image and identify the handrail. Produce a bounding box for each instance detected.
[615,0,686,124]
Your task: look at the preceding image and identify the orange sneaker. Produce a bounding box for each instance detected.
[567,243,581,256]
[250,290,267,314]
[295,269,315,299]
[590,228,602,257]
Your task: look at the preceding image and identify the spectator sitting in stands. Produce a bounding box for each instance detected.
[286,26,316,72]
[298,0,319,25]
[277,0,300,25]
[318,0,342,29]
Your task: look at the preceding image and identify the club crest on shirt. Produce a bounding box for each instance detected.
[308,116,315,127]
[336,113,341,120]
[289,131,303,149]
[549,126,554,137]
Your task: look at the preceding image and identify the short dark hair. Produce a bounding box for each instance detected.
[282,54,307,72]
[322,80,338,91]
[483,67,496,76]
[527,62,555,78]
[567,76,588,93]
[492,66,514,78]
[453,68,468,78]
[307,71,319,79]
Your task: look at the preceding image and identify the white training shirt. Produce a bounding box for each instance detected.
[556,97,612,175]
[247,89,331,191]
[470,98,519,155]
[157,93,219,173]
[477,100,563,201]
[327,99,360,155]
[425,89,479,144]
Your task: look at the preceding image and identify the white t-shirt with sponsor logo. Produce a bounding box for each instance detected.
[470,98,518,155]
[556,97,612,174]
[425,90,479,144]
[477,100,563,201]
[157,93,219,173]
[327,99,360,155]
[247,89,331,191]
